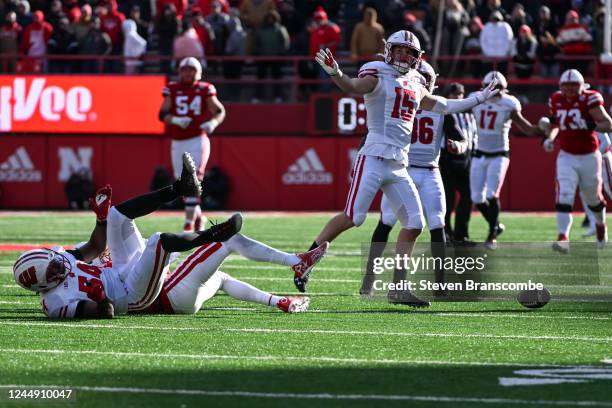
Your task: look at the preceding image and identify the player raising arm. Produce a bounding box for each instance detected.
[540,69,612,252]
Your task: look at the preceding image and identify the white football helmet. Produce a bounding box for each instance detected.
[178,57,202,81]
[13,249,70,292]
[416,60,437,93]
[559,69,586,91]
[383,30,423,74]
[482,71,507,91]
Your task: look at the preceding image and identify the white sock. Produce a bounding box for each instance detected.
[591,207,606,225]
[219,272,282,306]
[557,212,573,238]
[225,234,300,266]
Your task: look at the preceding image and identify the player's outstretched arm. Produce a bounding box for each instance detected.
[511,110,544,136]
[315,48,377,95]
[589,105,612,132]
[420,79,500,114]
[76,185,111,263]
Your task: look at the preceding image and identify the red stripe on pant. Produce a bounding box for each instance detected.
[165,242,223,293]
[164,243,213,289]
[346,156,366,219]
[129,240,169,310]
[344,156,362,215]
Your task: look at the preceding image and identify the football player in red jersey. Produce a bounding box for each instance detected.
[540,69,612,252]
[158,57,226,232]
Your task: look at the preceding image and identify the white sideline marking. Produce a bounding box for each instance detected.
[0,384,609,406]
[1,321,611,342]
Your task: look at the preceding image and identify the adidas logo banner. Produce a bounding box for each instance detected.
[0,147,42,182]
[282,148,333,185]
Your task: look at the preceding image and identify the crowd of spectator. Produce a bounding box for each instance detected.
[0,0,609,99]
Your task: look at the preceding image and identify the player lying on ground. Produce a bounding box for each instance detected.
[301,30,500,305]
[13,153,327,318]
[539,69,612,252]
[469,71,543,250]
[360,61,468,304]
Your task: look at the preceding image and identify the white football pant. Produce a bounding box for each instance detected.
[470,156,510,204]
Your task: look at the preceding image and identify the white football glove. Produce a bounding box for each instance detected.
[447,139,467,155]
[538,117,551,133]
[315,48,340,76]
[200,119,219,135]
[543,137,555,152]
[170,116,192,129]
[474,78,501,104]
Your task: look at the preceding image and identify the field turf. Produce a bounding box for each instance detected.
[0,211,611,407]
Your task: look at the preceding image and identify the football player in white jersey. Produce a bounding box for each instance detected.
[301,30,500,303]
[360,61,468,299]
[470,71,542,249]
[581,131,612,236]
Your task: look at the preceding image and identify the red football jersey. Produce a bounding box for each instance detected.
[548,89,604,154]
[163,81,217,140]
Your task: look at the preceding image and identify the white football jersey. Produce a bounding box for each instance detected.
[40,250,128,318]
[408,109,445,167]
[357,61,428,165]
[471,93,521,153]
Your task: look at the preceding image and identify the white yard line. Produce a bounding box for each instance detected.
[1,321,611,342]
[0,384,609,406]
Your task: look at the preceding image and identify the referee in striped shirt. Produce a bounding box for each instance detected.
[440,83,478,246]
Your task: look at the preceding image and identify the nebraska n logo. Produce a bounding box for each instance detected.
[282,148,333,185]
[0,146,42,182]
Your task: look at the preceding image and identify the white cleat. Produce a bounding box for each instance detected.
[484,239,498,250]
[552,240,570,254]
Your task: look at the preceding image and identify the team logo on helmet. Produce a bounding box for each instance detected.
[383,30,423,74]
[13,249,70,292]
[416,60,438,93]
[178,57,203,81]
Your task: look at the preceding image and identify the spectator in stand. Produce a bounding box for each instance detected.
[512,24,537,78]
[129,5,149,45]
[46,0,66,31]
[173,20,204,63]
[477,0,508,24]
[350,7,384,62]
[155,3,179,74]
[122,19,146,74]
[73,4,93,44]
[19,10,52,72]
[438,0,470,74]
[64,0,81,23]
[463,16,484,78]
[47,16,78,73]
[156,0,186,20]
[0,11,21,72]
[239,0,276,29]
[556,9,592,73]
[198,0,229,16]
[191,7,215,57]
[479,10,513,76]
[384,0,408,34]
[80,17,111,73]
[205,1,231,56]
[508,3,532,35]
[404,12,431,55]
[15,1,32,29]
[100,0,125,73]
[404,0,432,31]
[252,10,289,103]
[223,15,246,101]
[534,5,559,78]
[593,6,606,55]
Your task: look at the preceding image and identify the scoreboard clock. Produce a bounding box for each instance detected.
[309,93,368,135]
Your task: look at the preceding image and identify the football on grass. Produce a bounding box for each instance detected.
[517,287,551,309]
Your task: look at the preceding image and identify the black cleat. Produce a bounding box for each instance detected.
[207,213,242,242]
[454,238,477,247]
[495,223,505,237]
[581,215,590,228]
[388,289,431,308]
[175,152,203,197]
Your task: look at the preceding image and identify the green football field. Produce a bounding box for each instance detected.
[0,211,611,408]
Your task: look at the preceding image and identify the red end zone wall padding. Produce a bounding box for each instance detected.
[0,134,561,210]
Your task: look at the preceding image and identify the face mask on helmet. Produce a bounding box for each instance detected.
[559,69,585,99]
[13,249,70,292]
[178,57,202,83]
[383,30,423,74]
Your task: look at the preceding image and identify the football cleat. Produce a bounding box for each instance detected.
[175,153,203,197]
[277,296,310,313]
[388,289,431,308]
[552,234,570,254]
[292,241,330,293]
[207,213,243,242]
[495,223,505,237]
[596,223,608,250]
[484,228,498,250]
